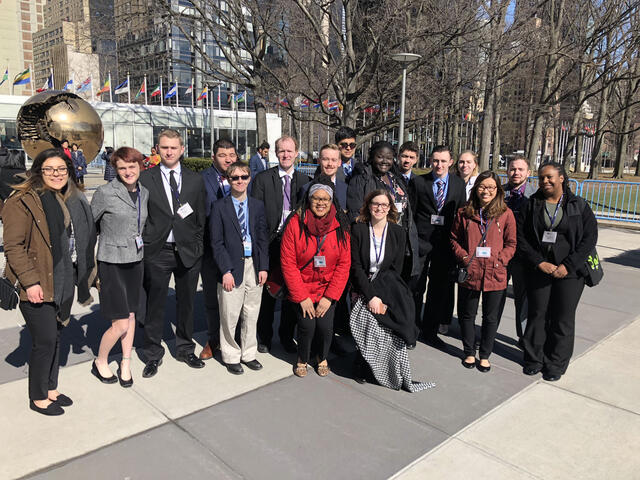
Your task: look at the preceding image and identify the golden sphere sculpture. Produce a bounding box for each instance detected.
[17,91,103,162]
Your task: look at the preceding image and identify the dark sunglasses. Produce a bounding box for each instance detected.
[229,174,250,181]
[339,142,357,149]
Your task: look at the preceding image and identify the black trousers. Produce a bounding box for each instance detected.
[20,302,62,401]
[497,258,529,339]
[200,248,220,347]
[413,252,455,337]
[143,244,202,361]
[523,271,585,376]
[332,288,350,336]
[296,303,336,363]
[458,287,505,359]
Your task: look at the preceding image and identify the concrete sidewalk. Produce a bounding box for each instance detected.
[0,177,638,478]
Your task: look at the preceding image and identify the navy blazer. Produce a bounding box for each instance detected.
[249,153,268,179]
[210,195,269,285]
[299,178,348,211]
[201,165,226,218]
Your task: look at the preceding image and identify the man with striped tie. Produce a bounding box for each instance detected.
[409,145,467,347]
[210,162,269,374]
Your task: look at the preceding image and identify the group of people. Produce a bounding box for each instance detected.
[0,126,598,416]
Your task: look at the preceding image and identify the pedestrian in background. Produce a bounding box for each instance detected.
[71,143,87,186]
[455,150,479,200]
[90,147,148,388]
[102,147,117,182]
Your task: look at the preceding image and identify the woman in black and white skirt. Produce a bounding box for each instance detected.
[349,189,434,392]
[91,147,148,387]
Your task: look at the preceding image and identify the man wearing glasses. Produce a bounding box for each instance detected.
[335,127,361,184]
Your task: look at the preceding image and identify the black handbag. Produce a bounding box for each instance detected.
[451,220,490,284]
[583,247,604,287]
[0,271,19,311]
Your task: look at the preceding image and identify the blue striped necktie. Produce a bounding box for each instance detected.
[436,180,445,211]
[237,202,247,239]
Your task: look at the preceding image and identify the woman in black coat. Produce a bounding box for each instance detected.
[349,189,433,392]
[517,162,597,382]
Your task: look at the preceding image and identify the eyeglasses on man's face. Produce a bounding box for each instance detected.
[338,142,357,150]
[42,166,68,176]
[229,174,250,182]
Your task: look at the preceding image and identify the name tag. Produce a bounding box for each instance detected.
[314,255,326,268]
[177,202,194,219]
[431,215,445,226]
[243,240,252,256]
[542,231,557,244]
[395,202,403,213]
[135,235,144,250]
[476,246,491,258]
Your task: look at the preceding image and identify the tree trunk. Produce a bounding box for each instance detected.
[451,47,462,158]
[562,109,583,170]
[491,81,502,171]
[575,130,584,173]
[528,114,545,168]
[588,84,611,180]
[612,58,639,178]
[253,87,269,145]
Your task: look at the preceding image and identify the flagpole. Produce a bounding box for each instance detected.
[108,72,112,103]
[210,84,215,154]
[144,75,148,105]
[127,73,131,104]
[217,85,221,110]
[191,79,194,108]
[29,63,34,95]
[49,66,54,90]
[175,82,179,108]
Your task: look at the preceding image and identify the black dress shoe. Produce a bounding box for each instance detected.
[543,373,561,382]
[242,359,263,371]
[461,359,476,369]
[142,359,163,378]
[226,363,244,375]
[523,366,542,376]
[257,343,270,354]
[30,400,64,416]
[477,362,491,373]
[117,368,134,388]
[281,340,297,354]
[91,361,118,384]
[177,353,205,369]
[406,343,416,350]
[425,335,447,349]
[49,393,73,407]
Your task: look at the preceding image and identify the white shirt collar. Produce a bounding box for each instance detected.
[278,166,293,178]
[160,162,181,175]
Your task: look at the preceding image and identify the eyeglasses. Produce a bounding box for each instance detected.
[42,166,68,176]
[370,202,390,210]
[310,196,331,204]
[229,174,250,181]
[477,185,497,192]
[339,142,357,150]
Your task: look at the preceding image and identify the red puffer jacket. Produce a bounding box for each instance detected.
[450,208,517,291]
[280,212,351,303]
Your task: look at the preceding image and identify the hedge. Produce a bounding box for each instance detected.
[182,157,212,172]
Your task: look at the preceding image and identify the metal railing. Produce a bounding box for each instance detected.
[580,181,640,223]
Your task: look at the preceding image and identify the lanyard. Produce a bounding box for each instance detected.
[478,209,492,246]
[216,169,229,197]
[370,222,387,266]
[136,187,141,235]
[161,169,182,206]
[545,194,563,230]
[382,173,397,198]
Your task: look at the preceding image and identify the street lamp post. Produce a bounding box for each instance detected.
[390,52,422,145]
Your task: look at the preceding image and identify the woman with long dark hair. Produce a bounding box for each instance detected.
[2,148,96,415]
[517,162,597,381]
[280,175,351,378]
[450,171,517,372]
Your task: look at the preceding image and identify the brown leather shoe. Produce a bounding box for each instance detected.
[199,342,213,360]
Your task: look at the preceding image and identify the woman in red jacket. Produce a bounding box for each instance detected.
[281,175,351,378]
[450,171,517,372]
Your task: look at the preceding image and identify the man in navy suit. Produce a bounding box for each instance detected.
[210,162,269,374]
[199,138,237,360]
[249,141,270,180]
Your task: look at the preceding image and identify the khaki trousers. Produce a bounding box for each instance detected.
[218,257,263,364]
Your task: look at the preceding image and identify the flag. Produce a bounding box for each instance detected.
[234,91,245,103]
[197,86,208,101]
[0,69,8,87]
[36,73,53,92]
[135,79,146,99]
[150,83,162,97]
[97,78,110,94]
[279,97,289,107]
[323,99,340,111]
[76,77,91,92]
[62,79,73,91]
[463,111,472,121]
[165,83,177,99]
[114,79,129,95]
[13,68,31,85]
[185,85,193,95]
[300,98,310,108]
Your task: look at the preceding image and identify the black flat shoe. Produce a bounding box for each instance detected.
[461,359,476,369]
[477,362,491,373]
[30,400,64,416]
[241,359,263,371]
[117,367,134,388]
[523,366,542,376]
[91,361,117,384]
[226,363,244,375]
[543,373,562,382]
[142,359,162,378]
[49,393,73,407]
[257,343,270,354]
[406,343,416,350]
[177,353,205,369]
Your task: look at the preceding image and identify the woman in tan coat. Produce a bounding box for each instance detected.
[3,148,96,416]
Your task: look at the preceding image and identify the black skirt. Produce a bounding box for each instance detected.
[97,260,143,320]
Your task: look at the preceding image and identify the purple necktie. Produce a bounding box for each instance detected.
[283,175,291,211]
[436,180,445,212]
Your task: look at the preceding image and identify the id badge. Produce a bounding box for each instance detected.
[395,202,403,213]
[135,235,144,250]
[314,255,326,268]
[243,240,252,256]
[476,246,491,258]
[431,215,445,226]
[177,202,194,219]
[542,231,558,244]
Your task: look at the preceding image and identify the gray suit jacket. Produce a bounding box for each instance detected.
[91,178,149,263]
